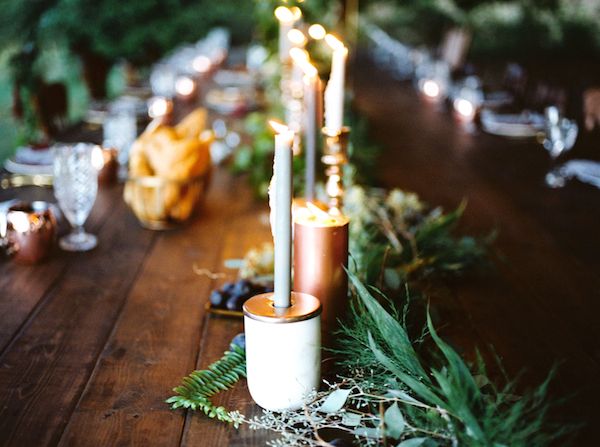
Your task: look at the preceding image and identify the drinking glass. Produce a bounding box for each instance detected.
[542,106,579,187]
[53,143,99,251]
[103,101,137,167]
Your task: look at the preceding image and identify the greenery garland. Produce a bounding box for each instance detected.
[168,273,565,446]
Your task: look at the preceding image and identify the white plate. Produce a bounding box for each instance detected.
[4,158,54,176]
[481,110,544,138]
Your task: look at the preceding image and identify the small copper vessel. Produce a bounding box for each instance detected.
[5,202,57,264]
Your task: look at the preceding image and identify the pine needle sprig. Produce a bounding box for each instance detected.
[166,345,246,426]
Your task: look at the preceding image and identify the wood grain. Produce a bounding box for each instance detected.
[0,195,155,447]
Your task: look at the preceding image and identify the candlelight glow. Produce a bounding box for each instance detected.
[306,202,332,221]
[421,80,440,98]
[269,120,290,134]
[10,212,30,233]
[308,24,326,40]
[274,6,301,23]
[287,29,307,46]
[290,48,318,78]
[454,98,475,119]
[325,34,345,52]
[192,55,211,73]
[175,76,196,96]
[92,146,105,171]
[148,96,171,118]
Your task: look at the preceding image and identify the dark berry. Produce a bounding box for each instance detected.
[210,290,227,308]
[226,294,245,311]
[222,282,236,294]
[230,333,246,351]
[232,279,251,298]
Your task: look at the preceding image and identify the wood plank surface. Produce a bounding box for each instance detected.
[56,170,265,446]
[0,53,599,446]
[352,53,600,444]
[0,193,156,446]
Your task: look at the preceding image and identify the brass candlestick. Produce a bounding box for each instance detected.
[322,127,350,214]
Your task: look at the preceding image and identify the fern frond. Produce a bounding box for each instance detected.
[166,344,246,425]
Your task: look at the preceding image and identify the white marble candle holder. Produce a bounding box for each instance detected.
[243,292,321,411]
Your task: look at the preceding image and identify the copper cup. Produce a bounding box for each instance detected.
[5,202,57,264]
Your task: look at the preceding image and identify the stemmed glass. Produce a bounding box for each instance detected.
[53,143,99,251]
[543,106,579,188]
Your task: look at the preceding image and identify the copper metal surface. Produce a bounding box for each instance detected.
[293,218,349,336]
[6,202,57,264]
[243,292,322,323]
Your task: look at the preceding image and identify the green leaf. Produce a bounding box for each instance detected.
[384,402,405,439]
[318,389,351,413]
[396,437,428,447]
[341,412,362,427]
[349,272,428,380]
[386,389,424,406]
[353,427,382,439]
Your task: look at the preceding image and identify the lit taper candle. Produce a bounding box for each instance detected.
[275,6,302,63]
[290,49,320,200]
[324,34,348,133]
[269,120,294,308]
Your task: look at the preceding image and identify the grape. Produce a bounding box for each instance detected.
[222,282,235,294]
[226,294,245,311]
[210,290,227,308]
[230,333,246,350]
[232,279,251,298]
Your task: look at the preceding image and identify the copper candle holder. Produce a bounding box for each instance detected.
[5,202,57,264]
[322,127,350,214]
[293,211,349,342]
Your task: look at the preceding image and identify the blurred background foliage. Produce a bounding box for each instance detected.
[362,0,600,61]
[0,0,599,160]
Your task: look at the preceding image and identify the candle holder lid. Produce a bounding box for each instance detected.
[243,292,321,323]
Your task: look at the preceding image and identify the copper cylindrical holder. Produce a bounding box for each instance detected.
[5,202,57,264]
[293,214,349,342]
[322,127,350,214]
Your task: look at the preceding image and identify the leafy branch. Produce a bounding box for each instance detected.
[166,344,246,426]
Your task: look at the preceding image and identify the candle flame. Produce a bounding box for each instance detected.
[269,120,290,134]
[290,48,318,78]
[308,24,326,40]
[421,79,440,98]
[454,98,475,118]
[274,6,301,23]
[306,202,331,221]
[175,76,196,96]
[287,29,307,46]
[325,34,345,52]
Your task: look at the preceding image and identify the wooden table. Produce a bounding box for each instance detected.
[1,54,599,445]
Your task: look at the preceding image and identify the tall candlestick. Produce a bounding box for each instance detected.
[290,49,320,200]
[270,121,294,308]
[275,7,302,63]
[304,74,319,200]
[324,34,348,133]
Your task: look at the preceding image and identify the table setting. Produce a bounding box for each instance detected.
[1,2,600,447]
